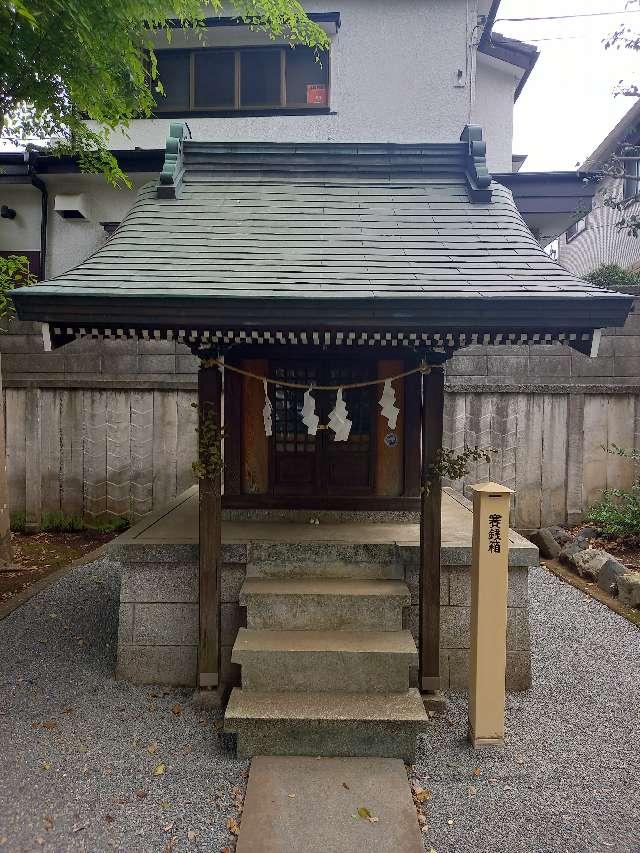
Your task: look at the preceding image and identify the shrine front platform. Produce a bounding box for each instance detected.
[108,486,537,694]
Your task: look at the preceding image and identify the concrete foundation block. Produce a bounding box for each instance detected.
[447,649,470,690]
[221,564,247,603]
[117,645,197,686]
[117,603,134,645]
[440,605,470,649]
[507,566,529,607]
[120,564,198,603]
[133,603,198,646]
[507,608,530,652]
[448,568,472,606]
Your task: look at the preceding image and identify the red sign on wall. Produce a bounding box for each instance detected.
[307,84,328,105]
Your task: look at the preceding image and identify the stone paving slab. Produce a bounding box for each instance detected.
[236,756,423,853]
[112,486,537,566]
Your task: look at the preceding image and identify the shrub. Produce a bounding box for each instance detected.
[585,444,640,536]
[10,512,26,533]
[585,485,640,536]
[40,512,130,534]
[583,263,640,294]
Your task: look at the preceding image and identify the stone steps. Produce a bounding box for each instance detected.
[232,628,417,693]
[224,688,427,763]
[246,542,402,580]
[240,578,410,631]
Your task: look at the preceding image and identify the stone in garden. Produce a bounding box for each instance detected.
[571,548,610,581]
[618,572,640,608]
[575,525,601,542]
[597,557,629,597]
[529,529,561,560]
[548,526,573,548]
[559,539,588,569]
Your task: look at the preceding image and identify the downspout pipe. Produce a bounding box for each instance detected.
[26,152,47,280]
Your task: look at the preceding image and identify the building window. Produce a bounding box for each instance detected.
[623,155,640,201]
[566,216,587,242]
[154,46,329,114]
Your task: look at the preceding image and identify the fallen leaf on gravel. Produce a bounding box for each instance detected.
[72,824,86,833]
[163,823,174,832]
[428,848,438,853]
[417,814,427,827]
[227,818,240,836]
[469,785,477,797]
[135,789,147,800]
[62,708,74,715]
[222,848,232,853]
[147,742,159,755]
[171,704,182,716]
[187,829,197,842]
[342,782,350,790]
[104,815,115,824]
[41,721,57,731]
[41,761,52,771]
[43,816,54,831]
[473,767,482,776]
[414,787,432,803]
[154,763,166,776]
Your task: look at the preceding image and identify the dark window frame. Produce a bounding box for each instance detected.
[566,215,588,242]
[623,156,640,202]
[153,45,330,115]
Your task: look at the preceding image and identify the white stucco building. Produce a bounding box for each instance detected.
[1,0,543,279]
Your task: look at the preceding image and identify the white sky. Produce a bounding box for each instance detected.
[497,0,640,171]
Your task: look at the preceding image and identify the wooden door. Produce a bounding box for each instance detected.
[271,359,375,499]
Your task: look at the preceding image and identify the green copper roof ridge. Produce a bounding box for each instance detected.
[460,125,493,202]
[157,122,186,199]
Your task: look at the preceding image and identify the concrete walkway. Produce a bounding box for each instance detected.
[0,557,638,852]
[236,756,422,853]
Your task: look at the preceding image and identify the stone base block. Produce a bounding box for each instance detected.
[116,645,197,686]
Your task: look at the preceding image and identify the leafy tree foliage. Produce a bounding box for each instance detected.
[0,0,329,186]
[0,254,36,325]
[584,264,640,294]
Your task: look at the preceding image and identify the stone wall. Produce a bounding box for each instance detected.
[3,299,639,532]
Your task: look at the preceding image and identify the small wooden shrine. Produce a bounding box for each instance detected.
[15,124,632,717]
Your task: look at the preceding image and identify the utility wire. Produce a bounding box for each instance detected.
[496,9,640,24]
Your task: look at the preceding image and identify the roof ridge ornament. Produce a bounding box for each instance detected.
[157,122,186,199]
[460,125,493,202]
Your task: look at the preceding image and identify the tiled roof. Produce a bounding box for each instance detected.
[14,130,632,347]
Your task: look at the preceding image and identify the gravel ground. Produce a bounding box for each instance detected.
[0,558,638,853]
[0,557,247,853]
[415,567,640,853]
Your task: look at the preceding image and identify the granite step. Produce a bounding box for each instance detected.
[232,628,417,693]
[224,688,429,762]
[239,578,410,631]
[246,542,402,580]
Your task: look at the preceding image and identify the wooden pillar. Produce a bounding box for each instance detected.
[419,364,444,693]
[198,361,222,691]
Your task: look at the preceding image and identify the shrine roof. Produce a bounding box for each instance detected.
[14,125,632,351]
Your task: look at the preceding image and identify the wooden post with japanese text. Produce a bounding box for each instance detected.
[468,482,513,747]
